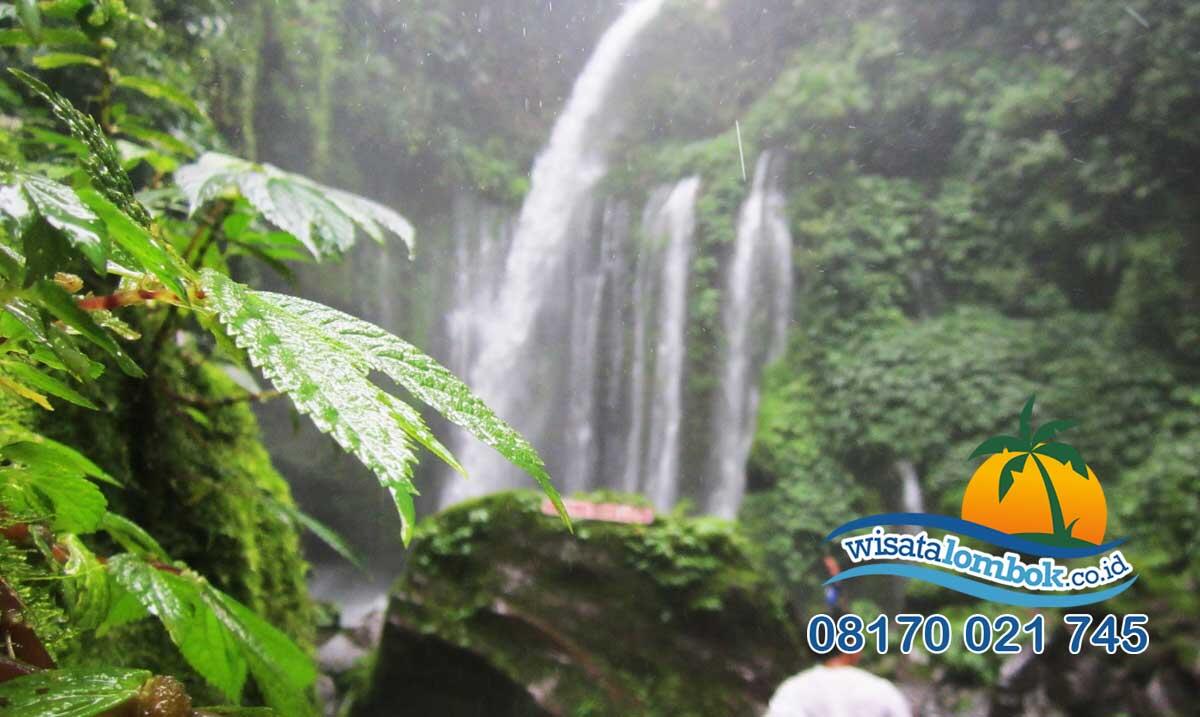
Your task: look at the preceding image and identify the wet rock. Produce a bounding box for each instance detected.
[348,491,804,717]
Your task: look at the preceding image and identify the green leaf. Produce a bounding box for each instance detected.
[32,52,103,70]
[0,667,150,717]
[269,499,364,570]
[0,373,51,408]
[998,453,1028,502]
[60,535,112,630]
[116,75,204,118]
[121,122,197,159]
[968,433,1024,459]
[2,298,104,381]
[269,293,568,526]
[106,555,316,715]
[22,217,76,286]
[0,27,91,47]
[78,188,192,298]
[98,512,168,559]
[32,280,144,377]
[0,300,104,386]
[1035,441,1089,479]
[2,172,108,272]
[176,152,414,259]
[8,69,152,227]
[0,426,115,486]
[199,270,425,541]
[201,271,567,538]
[16,0,41,43]
[0,359,98,409]
[106,556,249,702]
[0,464,107,533]
[200,586,317,717]
[1018,394,1036,443]
[1031,419,1076,446]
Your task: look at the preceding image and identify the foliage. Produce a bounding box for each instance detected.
[0,3,566,713]
[0,667,150,717]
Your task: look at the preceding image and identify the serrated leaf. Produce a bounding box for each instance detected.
[0,359,98,409]
[199,270,424,541]
[201,585,317,717]
[176,152,414,260]
[325,187,415,256]
[1,172,107,271]
[260,293,568,526]
[200,271,567,537]
[0,667,150,717]
[106,556,249,702]
[997,453,1028,502]
[77,188,192,299]
[116,75,204,118]
[8,69,152,227]
[968,433,1024,459]
[106,555,315,715]
[32,52,103,70]
[32,280,144,377]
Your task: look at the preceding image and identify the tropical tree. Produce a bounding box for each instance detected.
[969,395,1090,540]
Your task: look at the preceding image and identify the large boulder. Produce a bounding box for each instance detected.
[349,491,805,717]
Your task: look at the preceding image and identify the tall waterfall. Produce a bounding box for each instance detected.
[642,177,701,509]
[707,152,794,518]
[441,0,667,505]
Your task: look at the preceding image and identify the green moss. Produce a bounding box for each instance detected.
[356,491,802,717]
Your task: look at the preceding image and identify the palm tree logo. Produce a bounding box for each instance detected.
[961,396,1107,546]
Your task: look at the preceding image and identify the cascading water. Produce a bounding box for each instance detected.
[642,177,701,510]
[707,152,794,518]
[440,0,667,505]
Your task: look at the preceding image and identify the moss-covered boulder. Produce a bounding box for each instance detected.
[350,491,804,717]
[0,344,314,702]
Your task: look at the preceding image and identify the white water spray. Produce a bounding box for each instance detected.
[442,0,667,504]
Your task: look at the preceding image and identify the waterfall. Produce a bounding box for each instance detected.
[643,177,701,510]
[562,202,624,494]
[440,0,667,505]
[707,152,794,518]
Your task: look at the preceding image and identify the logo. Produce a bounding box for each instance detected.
[824,396,1136,608]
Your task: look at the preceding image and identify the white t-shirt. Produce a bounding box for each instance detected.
[764,666,912,717]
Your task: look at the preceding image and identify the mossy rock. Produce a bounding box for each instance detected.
[351,492,805,717]
[0,344,314,702]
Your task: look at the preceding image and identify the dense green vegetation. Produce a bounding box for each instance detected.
[0,1,565,714]
[0,0,1197,714]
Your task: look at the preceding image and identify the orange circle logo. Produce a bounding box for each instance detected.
[960,396,1106,547]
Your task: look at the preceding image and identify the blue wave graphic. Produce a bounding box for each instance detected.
[825,564,1138,608]
[825,513,1126,559]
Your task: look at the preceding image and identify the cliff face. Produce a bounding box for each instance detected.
[349,491,805,717]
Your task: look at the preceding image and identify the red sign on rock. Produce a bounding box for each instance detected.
[540,498,655,525]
